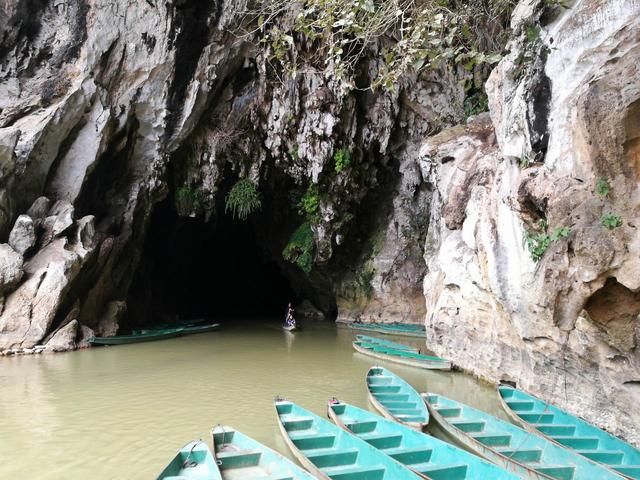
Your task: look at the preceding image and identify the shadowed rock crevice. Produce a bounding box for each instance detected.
[585,278,640,353]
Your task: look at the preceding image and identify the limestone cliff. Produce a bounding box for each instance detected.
[422,0,640,445]
[0,0,638,446]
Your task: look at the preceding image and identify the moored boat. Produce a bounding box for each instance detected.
[275,398,421,479]
[156,440,221,480]
[366,366,429,430]
[328,399,521,479]
[353,340,451,370]
[90,327,186,345]
[423,392,623,480]
[498,385,640,479]
[211,425,315,479]
[348,322,426,338]
[355,335,418,352]
[180,323,221,335]
[91,323,221,346]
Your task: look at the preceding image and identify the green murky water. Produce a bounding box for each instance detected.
[0,320,507,479]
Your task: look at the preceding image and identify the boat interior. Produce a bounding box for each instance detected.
[329,402,518,480]
[367,367,428,425]
[499,387,640,479]
[276,401,414,480]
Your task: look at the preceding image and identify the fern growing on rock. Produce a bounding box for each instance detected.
[282,222,315,273]
[225,179,262,221]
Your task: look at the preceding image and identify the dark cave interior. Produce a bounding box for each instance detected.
[126,200,299,327]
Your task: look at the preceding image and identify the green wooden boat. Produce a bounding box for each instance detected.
[353,340,451,370]
[366,366,429,430]
[349,322,426,339]
[89,327,186,345]
[355,335,419,352]
[91,323,220,345]
[157,440,221,480]
[423,393,623,480]
[211,425,315,479]
[275,398,421,479]
[498,385,640,479]
[328,399,521,480]
[180,323,220,335]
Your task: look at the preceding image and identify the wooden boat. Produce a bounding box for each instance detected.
[353,340,451,370]
[211,425,315,479]
[180,323,220,334]
[366,366,429,430]
[275,398,421,479]
[91,323,220,346]
[423,392,623,480]
[89,327,186,345]
[156,440,221,480]
[498,385,640,479]
[355,335,418,352]
[349,322,426,338]
[328,399,521,480]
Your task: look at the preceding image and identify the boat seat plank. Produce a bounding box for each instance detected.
[216,449,262,469]
[434,407,461,418]
[383,446,433,464]
[550,436,600,450]
[536,424,577,436]
[506,400,535,412]
[415,463,468,480]
[305,448,359,468]
[320,464,386,480]
[379,401,417,409]
[450,420,486,433]
[526,464,575,480]
[358,432,403,449]
[344,420,378,434]
[292,434,336,450]
[495,448,542,462]
[471,433,512,447]
[518,412,555,424]
[615,465,640,479]
[575,449,625,464]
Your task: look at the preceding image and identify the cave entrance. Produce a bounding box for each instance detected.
[125,194,300,329]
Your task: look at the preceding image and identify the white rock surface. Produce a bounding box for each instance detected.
[8,214,35,255]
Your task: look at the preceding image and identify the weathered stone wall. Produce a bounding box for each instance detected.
[422,0,640,445]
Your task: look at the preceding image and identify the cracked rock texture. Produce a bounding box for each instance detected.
[0,0,638,446]
[422,0,640,445]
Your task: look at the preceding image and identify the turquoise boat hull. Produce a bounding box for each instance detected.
[328,400,521,480]
[366,366,429,430]
[211,425,315,479]
[423,393,623,480]
[498,385,640,479]
[348,322,426,338]
[355,335,419,352]
[275,398,421,479]
[353,341,451,370]
[156,440,221,480]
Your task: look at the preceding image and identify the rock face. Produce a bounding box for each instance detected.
[422,0,640,445]
[8,214,35,254]
[0,0,638,446]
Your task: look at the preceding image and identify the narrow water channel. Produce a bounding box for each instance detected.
[0,321,509,478]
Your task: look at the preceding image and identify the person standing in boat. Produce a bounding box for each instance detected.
[284,303,296,328]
